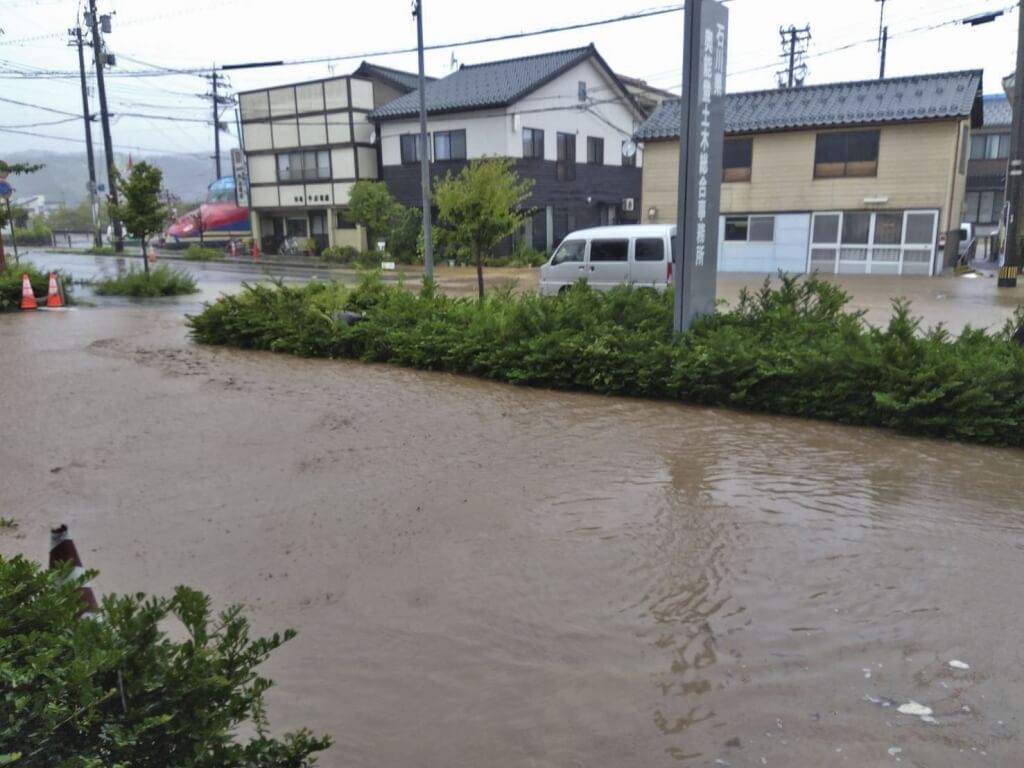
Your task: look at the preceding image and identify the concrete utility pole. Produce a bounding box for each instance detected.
[87,0,123,253]
[777,25,810,88]
[212,68,222,178]
[879,25,889,79]
[875,0,890,78]
[413,0,434,281]
[70,25,101,247]
[1002,0,1024,287]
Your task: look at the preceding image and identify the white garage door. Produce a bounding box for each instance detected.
[717,213,811,273]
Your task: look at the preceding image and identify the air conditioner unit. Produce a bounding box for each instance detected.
[622,197,636,212]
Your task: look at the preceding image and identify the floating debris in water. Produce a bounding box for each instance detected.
[863,668,872,679]
[920,715,939,725]
[948,660,970,670]
[897,701,933,717]
[888,747,903,757]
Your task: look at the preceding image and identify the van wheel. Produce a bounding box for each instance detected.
[558,285,570,295]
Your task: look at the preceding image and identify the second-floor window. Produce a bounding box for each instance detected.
[400,134,421,164]
[587,137,604,165]
[557,132,576,181]
[434,129,467,161]
[622,141,637,168]
[523,127,544,159]
[971,133,1010,160]
[814,129,880,178]
[964,190,1004,224]
[276,150,330,182]
[723,137,753,182]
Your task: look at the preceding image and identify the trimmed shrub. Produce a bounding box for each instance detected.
[93,265,198,297]
[321,245,361,264]
[183,244,223,262]
[187,274,1024,448]
[85,245,117,255]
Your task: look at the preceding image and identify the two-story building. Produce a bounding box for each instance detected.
[965,93,1010,257]
[369,45,646,253]
[238,63,429,254]
[638,70,984,276]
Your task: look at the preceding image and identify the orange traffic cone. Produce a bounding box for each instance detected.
[20,274,37,310]
[49,525,99,618]
[46,272,64,308]
[147,244,157,264]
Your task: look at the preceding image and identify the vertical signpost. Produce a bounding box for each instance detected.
[675,0,729,332]
[231,148,250,209]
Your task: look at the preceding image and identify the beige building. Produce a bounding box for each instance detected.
[637,70,984,276]
[238,63,428,254]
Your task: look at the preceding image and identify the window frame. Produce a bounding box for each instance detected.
[724,215,775,243]
[550,239,585,265]
[400,134,421,164]
[621,140,637,168]
[433,129,467,162]
[813,129,880,179]
[276,149,331,182]
[523,127,544,159]
[634,238,666,262]
[587,136,604,165]
[588,239,629,262]
[723,137,753,183]
[557,132,577,181]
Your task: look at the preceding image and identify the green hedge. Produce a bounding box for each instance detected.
[0,265,72,311]
[93,265,199,297]
[183,244,223,262]
[187,275,1024,447]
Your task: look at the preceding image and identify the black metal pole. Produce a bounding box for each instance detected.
[1002,1,1024,287]
[788,27,797,88]
[6,198,19,264]
[414,0,434,280]
[74,26,101,247]
[879,26,888,79]
[87,0,123,253]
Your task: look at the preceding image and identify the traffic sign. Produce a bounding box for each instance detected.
[0,179,12,199]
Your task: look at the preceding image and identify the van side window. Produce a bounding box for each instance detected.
[635,238,665,262]
[551,240,585,265]
[590,239,628,262]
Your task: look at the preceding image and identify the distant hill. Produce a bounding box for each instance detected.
[3,150,224,207]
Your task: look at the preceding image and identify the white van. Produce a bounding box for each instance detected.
[538,225,676,296]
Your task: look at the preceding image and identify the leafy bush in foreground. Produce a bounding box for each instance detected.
[0,555,331,767]
[0,265,72,311]
[184,244,223,262]
[187,275,1024,447]
[93,264,198,297]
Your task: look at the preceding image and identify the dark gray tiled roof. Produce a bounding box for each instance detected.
[983,94,1012,126]
[636,70,984,140]
[352,61,433,94]
[370,46,594,120]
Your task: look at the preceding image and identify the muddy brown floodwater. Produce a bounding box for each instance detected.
[2,307,1023,767]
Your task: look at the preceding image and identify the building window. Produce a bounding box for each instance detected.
[557,132,576,181]
[336,211,357,229]
[964,190,1004,224]
[587,136,604,165]
[723,137,753,182]
[523,128,544,159]
[971,133,1010,160]
[622,141,637,168]
[276,150,330,182]
[814,129,880,178]
[724,215,774,242]
[400,134,422,164]
[434,129,467,161]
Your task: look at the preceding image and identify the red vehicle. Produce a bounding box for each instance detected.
[163,177,250,248]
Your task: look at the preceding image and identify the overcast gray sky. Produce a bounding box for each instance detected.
[0,0,1017,161]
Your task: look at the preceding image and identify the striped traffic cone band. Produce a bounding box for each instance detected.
[20,274,37,310]
[49,524,100,618]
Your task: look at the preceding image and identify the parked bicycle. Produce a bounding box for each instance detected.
[279,237,300,257]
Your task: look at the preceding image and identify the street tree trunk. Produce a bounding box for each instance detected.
[142,232,150,274]
[0,231,6,272]
[473,241,484,299]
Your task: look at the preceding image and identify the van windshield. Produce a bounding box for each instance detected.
[551,240,585,265]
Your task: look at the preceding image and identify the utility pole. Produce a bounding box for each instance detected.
[69,25,101,247]
[212,69,222,178]
[202,68,233,179]
[86,0,122,253]
[413,0,434,281]
[875,0,891,79]
[1002,0,1024,287]
[777,25,810,88]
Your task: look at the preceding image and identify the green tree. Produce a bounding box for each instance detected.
[47,199,109,233]
[0,161,43,270]
[432,157,534,298]
[0,555,332,767]
[109,162,165,274]
[345,181,403,249]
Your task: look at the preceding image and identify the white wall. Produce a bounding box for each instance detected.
[509,58,643,166]
[378,58,643,168]
[380,111,508,166]
[717,214,811,273]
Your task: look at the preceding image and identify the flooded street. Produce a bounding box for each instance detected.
[1,306,1023,767]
